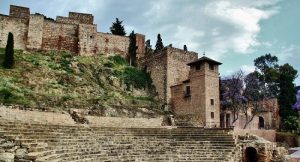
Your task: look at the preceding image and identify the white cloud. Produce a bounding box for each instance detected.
[204,0,279,55]
[241,65,256,74]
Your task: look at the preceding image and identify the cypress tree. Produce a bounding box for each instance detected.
[3,32,14,69]
[183,45,188,51]
[155,34,164,52]
[110,18,126,36]
[128,31,137,66]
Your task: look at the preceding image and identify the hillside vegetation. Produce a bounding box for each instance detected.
[0,49,162,115]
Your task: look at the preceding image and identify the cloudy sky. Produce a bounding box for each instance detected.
[1,0,299,85]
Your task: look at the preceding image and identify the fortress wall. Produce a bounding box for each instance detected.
[140,51,168,103]
[27,14,44,49]
[166,48,198,103]
[95,32,130,57]
[42,20,78,53]
[0,15,28,49]
[56,16,80,25]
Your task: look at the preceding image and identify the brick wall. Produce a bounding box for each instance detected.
[42,20,78,53]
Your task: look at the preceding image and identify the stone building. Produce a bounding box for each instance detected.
[0,5,145,57]
[170,56,222,127]
[220,98,280,130]
[139,47,198,106]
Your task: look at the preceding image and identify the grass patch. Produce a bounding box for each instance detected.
[0,50,160,111]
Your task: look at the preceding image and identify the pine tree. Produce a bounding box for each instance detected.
[3,32,14,69]
[155,34,164,52]
[110,18,126,36]
[128,31,137,66]
[183,45,188,51]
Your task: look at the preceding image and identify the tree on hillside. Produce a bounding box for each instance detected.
[278,63,298,121]
[3,32,14,69]
[110,18,126,36]
[155,34,164,52]
[183,45,188,51]
[128,31,137,66]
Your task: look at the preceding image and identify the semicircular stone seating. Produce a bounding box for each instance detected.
[0,119,236,162]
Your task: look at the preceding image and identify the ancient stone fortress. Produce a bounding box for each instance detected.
[0,5,145,57]
[0,5,289,162]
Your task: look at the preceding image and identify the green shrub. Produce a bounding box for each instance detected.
[122,67,152,89]
[283,116,299,132]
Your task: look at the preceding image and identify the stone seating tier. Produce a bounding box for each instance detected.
[0,120,236,162]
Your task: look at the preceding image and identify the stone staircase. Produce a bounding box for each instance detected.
[0,120,236,162]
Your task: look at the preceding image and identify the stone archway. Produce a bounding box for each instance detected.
[245,147,258,162]
[259,116,265,129]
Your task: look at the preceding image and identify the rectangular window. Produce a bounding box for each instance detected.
[210,99,214,105]
[185,86,191,97]
[209,64,214,70]
[211,112,214,119]
[196,64,200,70]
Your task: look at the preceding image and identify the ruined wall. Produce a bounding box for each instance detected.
[234,128,276,142]
[42,20,78,53]
[27,14,44,49]
[0,15,28,49]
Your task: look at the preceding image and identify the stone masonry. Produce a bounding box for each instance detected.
[0,5,145,57]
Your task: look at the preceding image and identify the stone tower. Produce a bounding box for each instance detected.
[171,56,222,127]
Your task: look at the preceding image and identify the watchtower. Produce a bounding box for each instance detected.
[171,56,222,127]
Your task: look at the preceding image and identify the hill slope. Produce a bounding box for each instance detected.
[0,49,163,116]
